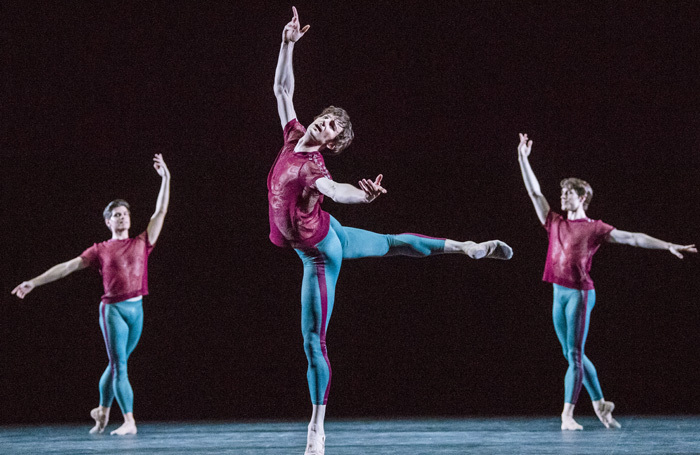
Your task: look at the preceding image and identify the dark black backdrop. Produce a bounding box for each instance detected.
[2,1,699,424]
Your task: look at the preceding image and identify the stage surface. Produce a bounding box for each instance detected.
[2,416,699,454]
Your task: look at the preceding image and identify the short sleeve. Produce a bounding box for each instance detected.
[543,210,561,230]
[283,119,306,146]
[80,244,99,269]
[300,154,332,189]
[595,220,615,243]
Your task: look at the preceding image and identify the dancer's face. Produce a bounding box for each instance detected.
[105,206,131,233]
[560,187,585,212]
[307,114,344,151]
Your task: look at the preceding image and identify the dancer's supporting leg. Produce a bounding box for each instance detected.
[297,216,512,453]
[552,284,618,430]
[297,227,342,455]
[93,298,144,435]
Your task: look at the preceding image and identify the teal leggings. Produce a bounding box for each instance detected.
[98,298,143,414]
[552,284,603,404]
[295,215,446,405]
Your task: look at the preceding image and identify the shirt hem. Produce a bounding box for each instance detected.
[542,277,594,291]
[102,291,148,305]
[269,222,331,250]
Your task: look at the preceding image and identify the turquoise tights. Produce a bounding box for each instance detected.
[295,215,446,405]
[98,298,143,414]
[552,284,604,404]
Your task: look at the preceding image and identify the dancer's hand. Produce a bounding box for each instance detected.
[358,174,387,203]
[153,154,170,178]
[282,6,310,43]
[11,281,35,299]
[518,133,533,158]
[669,244,697,259]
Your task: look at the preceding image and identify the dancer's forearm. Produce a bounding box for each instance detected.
[30,257,85,287]
[607,229,697,258]
[518,155,550,224]
[323,181,371,204]
[274,42,296,98]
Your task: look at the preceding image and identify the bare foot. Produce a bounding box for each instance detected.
[110,420,137,436]
[594,400,621,429]
[89,407,109,434]
[561,414,583,431]
[463,240,513,260]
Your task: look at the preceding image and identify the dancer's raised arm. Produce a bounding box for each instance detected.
[147,154,170,245]
[11,256,86,299]
[518,133,550,225]
[273,6,310,128]
[607,230,696,259]
[316,174,387,204]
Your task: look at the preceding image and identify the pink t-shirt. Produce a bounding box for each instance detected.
[267,119,333,249]
[80,231,154,304]
[542,211,615,290]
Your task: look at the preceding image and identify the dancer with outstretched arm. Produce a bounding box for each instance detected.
[517,133,696,430]
[270,8,513,454]
[12,154,171,436]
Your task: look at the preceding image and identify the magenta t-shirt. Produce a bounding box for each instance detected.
[267,119,333,249]
[542,211,615,290]
[80,231,154,304]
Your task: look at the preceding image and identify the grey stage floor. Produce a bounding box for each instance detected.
[1,416,699,454]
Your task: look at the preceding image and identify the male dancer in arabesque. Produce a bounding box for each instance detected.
[268,7,513,454]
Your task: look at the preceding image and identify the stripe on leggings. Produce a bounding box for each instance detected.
[100,302,115,382]
[399,233,446,240]
[572,290,588,404]
[312,250,332,405]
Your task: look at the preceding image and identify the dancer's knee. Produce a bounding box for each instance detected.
[566,348,583,369]
[303,333,326,364]
[387,236,430,257]
[108,359,129,380]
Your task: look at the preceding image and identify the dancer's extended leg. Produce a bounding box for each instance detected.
[98,299,143,435]
[331,216,512,260]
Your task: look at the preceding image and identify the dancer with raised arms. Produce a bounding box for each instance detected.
[12,154,171,436]
[517,133,696,430]
[270,8,513,454]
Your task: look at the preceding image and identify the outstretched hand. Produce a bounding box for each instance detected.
[518,133,533,158]
[153,153,170,178]
[282,6,310,43]
[669,244,697,259]
[358,174,387,203]
[11,281,34,299]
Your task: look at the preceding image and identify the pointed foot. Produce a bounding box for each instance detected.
[594,400,621,429]
[89,407,108,434]
[466,240,513,260]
